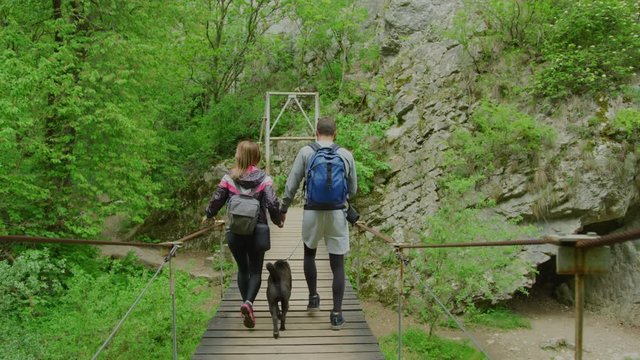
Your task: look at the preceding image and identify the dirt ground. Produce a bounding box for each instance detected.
[362,295,640,360]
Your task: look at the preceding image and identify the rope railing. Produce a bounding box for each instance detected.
[1,222,225,359]
[352,219,640,360]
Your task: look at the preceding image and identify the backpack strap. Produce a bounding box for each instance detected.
[308,142,340,152]
[308,142,322,152]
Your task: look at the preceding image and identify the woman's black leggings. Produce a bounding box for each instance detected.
[304,244,345,313]
[227,224,270,303]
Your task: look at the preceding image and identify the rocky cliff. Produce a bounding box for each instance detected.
[360,0,640,324]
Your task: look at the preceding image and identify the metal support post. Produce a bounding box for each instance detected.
[574,245,585,360]
[219,232,225,299]
[258,117,266,144]
[554,233,609,360]
[265,93,271,174]
[169,248,178,360]
[263,91,319,173]
[314,93,320,129]
[575,271,584,360]
[356,231,361,291]
[398,248,404,360]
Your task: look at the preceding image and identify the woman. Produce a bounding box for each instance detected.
[203,140,283,328]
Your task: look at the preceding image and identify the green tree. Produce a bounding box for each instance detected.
[292,0,367,94]
[182,0,289,109]
[0,1,189,236]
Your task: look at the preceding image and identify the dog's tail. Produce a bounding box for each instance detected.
[266,262,279,282]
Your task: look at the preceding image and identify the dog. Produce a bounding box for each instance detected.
[266,260,292,339]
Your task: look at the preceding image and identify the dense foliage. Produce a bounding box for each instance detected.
[454,0,640,99]
[0,250,213,359]
[535,0,640,98]
[5,0,634,358]
[0,0,385,238]
[443,101,555,192]
[1,0,387,358]
[403,199,538,332]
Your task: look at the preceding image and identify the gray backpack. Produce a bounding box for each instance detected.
[226,179,261,235]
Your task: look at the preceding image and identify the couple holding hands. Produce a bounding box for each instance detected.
[203,116,357,331]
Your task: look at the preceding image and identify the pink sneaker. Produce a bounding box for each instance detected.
[240,302,255,329]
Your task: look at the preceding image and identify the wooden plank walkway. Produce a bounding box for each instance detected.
[193,208,384,360]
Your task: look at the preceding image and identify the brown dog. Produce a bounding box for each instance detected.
[266,260,292,339]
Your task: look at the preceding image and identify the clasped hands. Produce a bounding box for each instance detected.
[277,211,286,228]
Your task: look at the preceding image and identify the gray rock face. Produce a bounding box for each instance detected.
[382,0,461,55]
[362,0,640,325]
[585,241,640,326]
[368,0,468,241]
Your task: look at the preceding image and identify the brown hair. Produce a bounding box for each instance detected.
[316,116,337,136]
[230,140,261,180]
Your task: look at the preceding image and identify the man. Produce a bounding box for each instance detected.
[280,116,357,330]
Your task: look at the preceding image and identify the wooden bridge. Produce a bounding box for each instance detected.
[192,208,384,360]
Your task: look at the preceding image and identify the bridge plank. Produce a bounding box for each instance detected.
[192,208,382,359]
[201,328,375,338]
[199,336,378,346]
[195,344,381,354]
[192,354,384,360]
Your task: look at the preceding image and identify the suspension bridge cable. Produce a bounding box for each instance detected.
[91,245,179,360]
[170,247,179,360]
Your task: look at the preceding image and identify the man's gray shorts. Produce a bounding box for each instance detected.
[302,209,349,255]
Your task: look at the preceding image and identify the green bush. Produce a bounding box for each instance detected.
[463,0,559,49]
[335,114,390,195]
[609,108,640,144]
[414,202,538,309]
[456,1,639,99]
[535,0,640,98]
[0,251,215,359]
[379,328,485,360]
[448,0,560,73]
[0,249,68,317]
[443,101,554,191]
[405,101,544,330]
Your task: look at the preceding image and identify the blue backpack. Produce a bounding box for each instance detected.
[305,143,348,210]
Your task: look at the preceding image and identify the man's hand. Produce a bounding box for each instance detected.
[201,215,211,226]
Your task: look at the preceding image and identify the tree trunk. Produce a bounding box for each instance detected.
[44,0,85,232]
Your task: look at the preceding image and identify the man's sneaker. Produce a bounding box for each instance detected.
[307,294,320,312]
[240,302,255,329]
[330,311,345,330]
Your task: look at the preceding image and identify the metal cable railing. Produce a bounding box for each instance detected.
[5,217,638,359]
[353,220,640,360]
[574,228,640,248]
[91,244,179,360]
[0,235,174,248]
